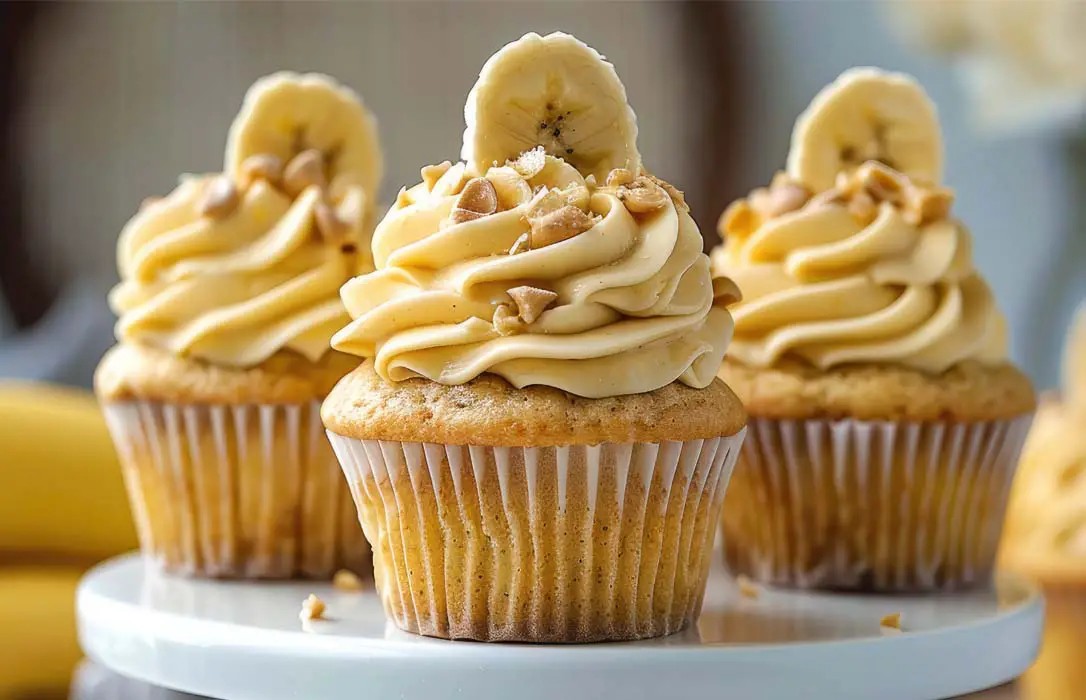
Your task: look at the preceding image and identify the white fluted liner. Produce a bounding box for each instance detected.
[722,417,1032,591]
[101,400,369,579]
[328,431,745,642]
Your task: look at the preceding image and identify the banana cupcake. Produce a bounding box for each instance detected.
[712,67,1035,591]
[323,32,747,642]
[96,73,381,579]
[1002,302,1086,700]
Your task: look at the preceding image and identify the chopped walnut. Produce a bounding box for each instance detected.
[507,286,558,324]
[283,150,327,198]
[198,176,239,219]
[510,147,546,179]
[618,177,669,214]
[238,154,283,190]
[493,303,525,336]
[856,161,905,203]
[300,594,326,621]
[903,185,954,226]
[332,569,365,592]
[450,177,499,225]
[421,161,453,190]
[736,574,760,599]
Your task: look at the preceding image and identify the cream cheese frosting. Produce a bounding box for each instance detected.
[333,156,736,398]
[110,73,381,368]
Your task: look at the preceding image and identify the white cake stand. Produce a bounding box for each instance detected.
[77,553,1042,700]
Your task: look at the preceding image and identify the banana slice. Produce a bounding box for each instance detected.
[462,32,641,182]
[224,72,383,201]
[786,67,943,193]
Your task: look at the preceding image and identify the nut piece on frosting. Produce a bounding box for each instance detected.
[282,149,328,198]
[617,176,669,214]
[507,286,558,324]
[451,177,499,224]
[198,176,240,219]
[299,594,327,621]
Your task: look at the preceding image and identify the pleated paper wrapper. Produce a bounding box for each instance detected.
[101,400,370,579]
[328,431,746,643]
[722,416,1032,591]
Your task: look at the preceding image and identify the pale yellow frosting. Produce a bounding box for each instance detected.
[111,176,361,367]
[332,160,734,398]
[713,194,1007,373]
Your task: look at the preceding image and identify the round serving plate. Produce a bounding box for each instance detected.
[77,553,1042,700]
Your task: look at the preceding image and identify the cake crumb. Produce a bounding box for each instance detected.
[300,594,327,621]
[333,569,364,592]
[879,612,903,633]
[736,574,760,599]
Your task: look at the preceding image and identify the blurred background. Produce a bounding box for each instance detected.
[0,2,1083,699]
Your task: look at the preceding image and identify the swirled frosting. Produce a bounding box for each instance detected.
[111,175,364,367]
[332,157,735,398]
[712,168,1008,373]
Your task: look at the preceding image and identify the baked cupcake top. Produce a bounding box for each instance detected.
[331,33,739,399]
[712,68,1007,375]
[1002,303,1086,581]
[109,73,382,369]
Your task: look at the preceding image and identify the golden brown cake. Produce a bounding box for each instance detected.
[322,32,747,642]
[95,72,382,579]
[1001,304,1086,700]
[711,67,1035,591]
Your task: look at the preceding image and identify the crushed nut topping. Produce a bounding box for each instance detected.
[618,177,669,214]
[508,232,530,255]
[856,161,905,203]
[903,185,954,226]
[847,190,879,226]
[283,149,327,198]
[450,177,499,225]
[507,286,558,324]
[510,147,546,179]
[299,594,326,621]
[239,154,283,190]
[486,167,533,210]
[648,175,689,212]
[493,303,524,336]
[421,161,453,191]
[879,612,903,632]
[605,167,636,188]
[332,569,365,592]
[198,176,239,219]
[736,574,760,599]
[528,203,597,248]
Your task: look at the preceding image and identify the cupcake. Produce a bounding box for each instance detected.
[322,32,747,642]
[1002,303,1086,700]
[95,73,382,579]
[711,67,1035,592]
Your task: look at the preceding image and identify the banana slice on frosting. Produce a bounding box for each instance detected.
[786,67,943,193]
[461,32,641,181]
[224,72,383,201]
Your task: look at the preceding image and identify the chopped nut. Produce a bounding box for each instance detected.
[300,594,326,621]
[847,190,878,226]
[528,204,597,248]
[315,200,350,243]
[511,146,546,179]
[563,184,591,210]
[618,177,669,214]
[766,182,810,217]
[493,303,524,336]
[332,569,365,592]
[713,275,743,307]
[395,187,413,209]
[507,286,558,324]
[450,208,488,225]
[283,149,327,198]
[720,200,755,240]
[736,574,759,599]
[508,232,530,255]
[239,154,283,190]
[421,160,453,190]
[197,176,239,219]
[455,177,498,217]
[879,612,903,632]
[486,167,533,210]
[857,161,905,203]
[903,185,954,226]
[605,167,636,188]
[648,175,689,211]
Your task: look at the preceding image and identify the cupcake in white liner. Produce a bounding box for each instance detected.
[322,32,747,642]
[95,72,382,579]
[712,67,1035,592]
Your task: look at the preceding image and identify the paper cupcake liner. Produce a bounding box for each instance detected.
[1019,585,1086,700]
[101,400,369,579]
[721,416,1032,592]
[328,431,745,642]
